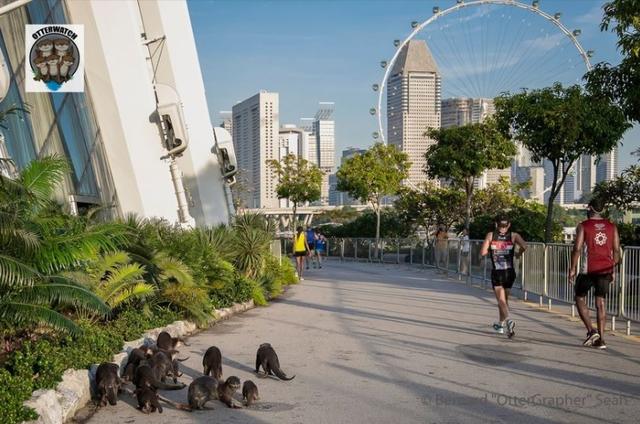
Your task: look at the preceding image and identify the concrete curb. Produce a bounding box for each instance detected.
[22,300,255,424]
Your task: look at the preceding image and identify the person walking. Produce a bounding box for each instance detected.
[569,198,621,350]
[314,231,327,268]
[434,226,449,269]
[460,228,470,276]
[480,214,527,338]
[305,226,317,270]
[293,226,310,280]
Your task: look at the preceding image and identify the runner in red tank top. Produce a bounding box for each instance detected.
[569,198,621,350]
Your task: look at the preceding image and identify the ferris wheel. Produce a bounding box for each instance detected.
[372,0,594,143]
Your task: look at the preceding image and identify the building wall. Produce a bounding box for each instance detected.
[232,91,279,208]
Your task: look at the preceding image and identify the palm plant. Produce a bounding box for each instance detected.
[231,213,275,279]
[0,155,126,335]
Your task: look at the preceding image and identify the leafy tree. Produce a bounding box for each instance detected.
[395,183,465,233]
[585,0,640,123]
[313,206,360,225]
[592,165,640,212]
[425,119,516,232]
[470,203,562,242]
[495,83,630,242]
[0,156,124,335]
[267,154,323,230]
[471,177,528,218]
[336,143,409,252]
[320,209,411,238]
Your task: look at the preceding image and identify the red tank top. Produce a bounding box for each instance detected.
[581,218,616,274]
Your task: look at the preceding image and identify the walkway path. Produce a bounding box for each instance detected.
[86,260,640,424]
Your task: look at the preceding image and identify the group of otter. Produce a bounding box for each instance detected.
[33,38,75,84]
[95,331,295,415]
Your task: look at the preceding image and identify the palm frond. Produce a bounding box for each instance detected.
[155,253,194,286]
[19,155,69,205]
[109,282,155,308]
[0,254,40,287]
[0,227,40,255]
[17,279,110,316]
[0,302,81,335]
[97,263,146,305]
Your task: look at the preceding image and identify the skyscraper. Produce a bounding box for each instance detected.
[308,103,335,205]
[232,91,280,208]
[441,97,508,189]
[596,147,619,183]
[329,147,367,206]
[387,39,441,187]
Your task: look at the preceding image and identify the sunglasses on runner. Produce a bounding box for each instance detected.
[497,222,510,228]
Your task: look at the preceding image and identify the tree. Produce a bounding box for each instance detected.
[472,177,528,218]
[585,0,640,123]
[267,154,323,231]
[336,143,409,253]
[592,165,640,212]
[0,156,124,335]
[395,184,465,233]
[425,119,516,232]
[495,83,630,242]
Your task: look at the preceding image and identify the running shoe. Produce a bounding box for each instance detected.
[506,319,516,338]
[582,330,600,347]
[492,322,505,334]
[593,338,607,350]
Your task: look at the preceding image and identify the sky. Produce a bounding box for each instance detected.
[189,0,639,171]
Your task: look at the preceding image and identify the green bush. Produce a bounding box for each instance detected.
[0,369,38,423]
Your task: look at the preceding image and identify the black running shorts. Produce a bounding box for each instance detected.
[574,273,613,298]
[491,269,516,289]
[294,251,307,257]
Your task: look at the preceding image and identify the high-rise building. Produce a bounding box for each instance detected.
[276,125,309,208]
[0,0,233,225]
[441,97,507,189]
[387,40,441,187]
[220,111,233,137]
[307,103,335,205]
[596,147,618,183]
[232,91,279,209]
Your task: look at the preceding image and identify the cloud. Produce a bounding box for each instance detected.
[574,4,604,25]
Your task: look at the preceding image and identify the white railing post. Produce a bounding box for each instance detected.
[619,248,626,319]
[354,239,358,261]
[396,238,400,264]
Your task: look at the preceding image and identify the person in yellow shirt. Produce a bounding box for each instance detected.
[293,226,310,280]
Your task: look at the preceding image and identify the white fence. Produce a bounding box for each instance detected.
[280,238,640,335]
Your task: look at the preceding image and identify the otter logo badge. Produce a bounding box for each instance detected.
[25,25,84,92]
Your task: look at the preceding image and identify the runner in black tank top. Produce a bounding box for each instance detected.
[481,214,527,338]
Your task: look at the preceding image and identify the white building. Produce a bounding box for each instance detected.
[329,147,367,206]
[0,0,233,225]
[596,147,618,183]
[277,125,309,208]
[308,102,335,205]
[387,39,441,187]
[441,97,508,189]
[232,90,279,209]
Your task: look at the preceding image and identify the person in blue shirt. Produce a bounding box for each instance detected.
[314,230,327,268]
[305,226,317,270]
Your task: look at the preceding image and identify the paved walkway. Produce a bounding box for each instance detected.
[85,260,640,424]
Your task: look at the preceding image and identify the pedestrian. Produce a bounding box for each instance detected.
[293,226,310,281]
[568,198,621,349]
[305,226,316,270]
[480,214,527,338]
[314,231,327,268]
[433,225,449,269]
[460,228,470,275]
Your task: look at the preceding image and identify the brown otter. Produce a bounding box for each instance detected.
[133,362,185,391]
[122,346,152,382]
[242,380,260,406]
[218,376,243,408]
[156,331,189,351]
[136,386,163,414]
[202,345,223,379]
[187,375,219,410]
[255,343,295,381]
[95,363,122,407]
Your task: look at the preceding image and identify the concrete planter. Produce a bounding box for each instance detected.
[22,300,255,424]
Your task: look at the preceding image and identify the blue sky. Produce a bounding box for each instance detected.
[189,0,638,171]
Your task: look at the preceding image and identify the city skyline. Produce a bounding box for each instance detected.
[190,0,638,172]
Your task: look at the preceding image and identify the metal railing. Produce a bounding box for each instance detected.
[319,237,640,335]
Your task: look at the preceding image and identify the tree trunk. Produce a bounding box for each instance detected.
[465,177,474,233]
[375,200,381,260]
[545,165,559,243]
[292,202,297,254]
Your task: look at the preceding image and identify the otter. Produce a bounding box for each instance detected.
[242,380,260,406]
[46,57,60,83]
[53,38,70,60]
[202,345,223,379]
[187,376,219,410]
[95,363,122,407]
[59,54,74,82]
[156,331,189,351]
[218,376,243,408]
[33,56,49,81]
[133,362,185,391]
[136,386,163,414]
[255,343,295,381]
[122,346,152,382]
[36,39,54,58]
